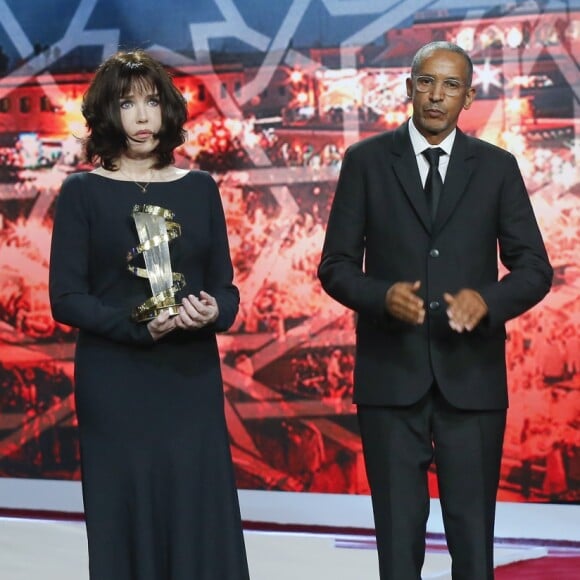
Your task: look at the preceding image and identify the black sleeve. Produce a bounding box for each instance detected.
[49,175,154,345]
[201,173,240,333]
[318,146,391,319]
[477,153,553,330]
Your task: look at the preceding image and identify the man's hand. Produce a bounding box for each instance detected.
[385,280,425,325]
[443,289,488,332]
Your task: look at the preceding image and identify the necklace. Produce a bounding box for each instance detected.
[119,168,153,193]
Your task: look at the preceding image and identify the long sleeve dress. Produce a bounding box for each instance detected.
[49,171,250,580]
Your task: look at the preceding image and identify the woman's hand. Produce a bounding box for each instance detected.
[147,309,177,341]
[174,291,219,330]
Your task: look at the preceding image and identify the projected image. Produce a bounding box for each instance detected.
[0,1,578,503]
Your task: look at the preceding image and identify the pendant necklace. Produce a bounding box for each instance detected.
[119,168,153,193]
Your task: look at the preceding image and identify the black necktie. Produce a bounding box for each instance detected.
[422,147,444,223]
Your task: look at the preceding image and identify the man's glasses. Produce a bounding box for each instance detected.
[413,75,467,97]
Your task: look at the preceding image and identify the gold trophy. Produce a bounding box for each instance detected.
[127,204,185,322]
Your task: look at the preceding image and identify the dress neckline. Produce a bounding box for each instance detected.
[86,170,190,185]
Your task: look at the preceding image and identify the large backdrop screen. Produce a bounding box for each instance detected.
[0,0,578,504]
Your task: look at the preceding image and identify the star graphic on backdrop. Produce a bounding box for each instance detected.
[472,58,503,95]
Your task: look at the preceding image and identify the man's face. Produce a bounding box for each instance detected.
[406,49,475,144]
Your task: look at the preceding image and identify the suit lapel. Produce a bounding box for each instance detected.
[434,129,476,234]
[391,123,431,233]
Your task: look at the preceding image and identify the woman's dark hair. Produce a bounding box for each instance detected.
[81,49,187,170]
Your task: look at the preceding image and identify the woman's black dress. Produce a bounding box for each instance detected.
[49,171,249,580]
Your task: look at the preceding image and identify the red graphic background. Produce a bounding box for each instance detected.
[0,6,578,504]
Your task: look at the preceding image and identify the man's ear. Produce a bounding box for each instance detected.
[405,77,413,99]
[463,87,476,110]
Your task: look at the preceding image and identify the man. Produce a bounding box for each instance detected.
[318,42,552,580]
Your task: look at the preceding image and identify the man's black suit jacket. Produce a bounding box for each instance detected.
[318,122,552,411]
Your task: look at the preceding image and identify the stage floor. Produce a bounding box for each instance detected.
[0,516,567,579]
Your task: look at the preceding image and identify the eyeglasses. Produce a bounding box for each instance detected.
[413,75,467,97]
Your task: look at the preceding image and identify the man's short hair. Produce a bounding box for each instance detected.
[411,42,473,87]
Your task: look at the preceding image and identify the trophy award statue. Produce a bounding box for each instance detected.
[127,204,186,322]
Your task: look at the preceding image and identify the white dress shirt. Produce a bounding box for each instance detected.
[408,118,456,187]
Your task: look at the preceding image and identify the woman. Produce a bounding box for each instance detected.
[49,49,250,580]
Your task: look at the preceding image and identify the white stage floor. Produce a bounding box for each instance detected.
[0,517,549,580]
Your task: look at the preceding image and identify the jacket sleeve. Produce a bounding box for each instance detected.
[317,146,392,319]
[49,175,154,346]
[477,152,553,330]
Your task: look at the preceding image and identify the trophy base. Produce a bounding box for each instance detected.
[132,303,181,323]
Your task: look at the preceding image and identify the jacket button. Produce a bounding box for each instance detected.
[429,301,440,310]
[429,248,440,258]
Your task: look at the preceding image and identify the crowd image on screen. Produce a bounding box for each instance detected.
[0,93,577,499]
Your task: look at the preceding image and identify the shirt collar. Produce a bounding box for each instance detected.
[408,118,456,157]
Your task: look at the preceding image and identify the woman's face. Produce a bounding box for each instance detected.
[119,81,162,159]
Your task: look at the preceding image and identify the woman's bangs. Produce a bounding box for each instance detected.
[119,69,157,97]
